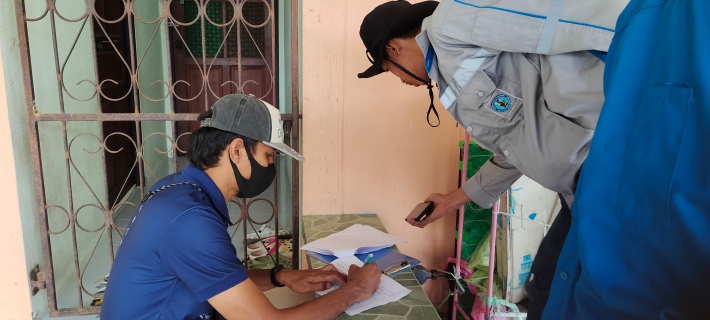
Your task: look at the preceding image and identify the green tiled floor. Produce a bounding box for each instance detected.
[303,214,441,320]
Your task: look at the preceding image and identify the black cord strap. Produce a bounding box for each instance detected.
[389,59,440,127]
[425,83,439,127]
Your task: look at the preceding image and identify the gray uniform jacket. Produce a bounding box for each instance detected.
[418,0,626,207]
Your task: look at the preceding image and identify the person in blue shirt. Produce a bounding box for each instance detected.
[544,0,710,319]
[101,94,382,319]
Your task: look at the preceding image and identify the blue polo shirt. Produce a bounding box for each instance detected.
[544,0,710,318]
[101,165,248,319]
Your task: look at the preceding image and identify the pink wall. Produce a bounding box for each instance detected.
[301,0,465,306]
[0,45,33,318]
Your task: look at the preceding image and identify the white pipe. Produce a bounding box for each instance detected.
[493,312,528,318]
[496,211,551,228]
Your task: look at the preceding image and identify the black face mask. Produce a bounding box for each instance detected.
[230,147,276,198]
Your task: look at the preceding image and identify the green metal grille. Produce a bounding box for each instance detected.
[184,1,223,57]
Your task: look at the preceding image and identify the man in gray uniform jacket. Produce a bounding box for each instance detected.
[358,0,626,318]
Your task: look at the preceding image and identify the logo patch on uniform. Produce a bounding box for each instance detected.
[485,89,521,120]
[491,94,512,112]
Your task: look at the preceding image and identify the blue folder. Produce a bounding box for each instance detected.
[306,247,420,277]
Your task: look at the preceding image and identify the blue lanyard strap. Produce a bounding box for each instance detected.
[425,44,435,74]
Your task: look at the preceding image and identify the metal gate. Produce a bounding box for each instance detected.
[13,0,300,316]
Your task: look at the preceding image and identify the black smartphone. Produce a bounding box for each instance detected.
[406,202,435,222]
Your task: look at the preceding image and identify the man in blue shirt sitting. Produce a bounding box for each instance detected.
[101,94,381,319]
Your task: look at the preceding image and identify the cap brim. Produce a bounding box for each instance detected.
[263,141,305,162]
[358,62,385,78]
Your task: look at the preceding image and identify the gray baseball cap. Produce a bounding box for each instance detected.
[200,94,305,162]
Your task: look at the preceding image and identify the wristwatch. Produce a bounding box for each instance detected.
[270,264,285,287]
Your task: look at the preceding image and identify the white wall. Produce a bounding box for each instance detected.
[0,35,34,320]
[0,0,73,316]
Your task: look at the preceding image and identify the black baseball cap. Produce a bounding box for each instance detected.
[200,94,305,162]
[358,1,439,79]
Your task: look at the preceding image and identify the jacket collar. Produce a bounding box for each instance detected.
[416,17,451,99]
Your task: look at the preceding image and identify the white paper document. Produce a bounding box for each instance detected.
[316,256,412,316]
[301,224,405,257]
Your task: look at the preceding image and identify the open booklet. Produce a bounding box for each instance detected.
[315,256,412,316]
[307,248,421,278]
[301,224,405,257]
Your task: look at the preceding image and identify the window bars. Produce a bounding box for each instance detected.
[13,0,301,316]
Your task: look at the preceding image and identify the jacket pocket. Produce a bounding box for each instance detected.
[457,70,524,120]
[615,85,692,229]
[456,69,498,111]
[450,69,524,156]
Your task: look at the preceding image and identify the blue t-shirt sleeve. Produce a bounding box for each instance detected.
[158,207,248,301]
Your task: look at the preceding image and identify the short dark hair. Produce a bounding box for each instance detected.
[187,126,258,170]
[393,22,422,40]
[385,22,422,59]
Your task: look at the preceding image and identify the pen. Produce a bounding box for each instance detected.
[363,253,374,265]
